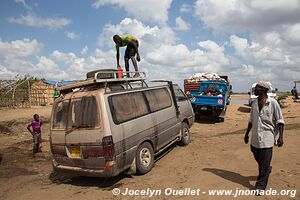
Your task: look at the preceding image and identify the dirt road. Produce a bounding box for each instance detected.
[0,95,299,200]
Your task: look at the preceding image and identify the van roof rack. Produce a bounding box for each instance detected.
[57,71,148,92]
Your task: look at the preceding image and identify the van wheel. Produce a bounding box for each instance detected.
[178,122,190,146]
[136,142,154,175]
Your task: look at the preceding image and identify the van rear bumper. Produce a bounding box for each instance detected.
[52,159,117,177]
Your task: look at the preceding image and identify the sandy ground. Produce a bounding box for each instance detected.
[0,95,299,200]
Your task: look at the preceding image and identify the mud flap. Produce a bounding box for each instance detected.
[219,106,227,118]
[125,158,136,175]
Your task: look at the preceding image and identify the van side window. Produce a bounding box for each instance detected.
[109,92,149,124]
[144,88,172,112]
[69,96,100,128]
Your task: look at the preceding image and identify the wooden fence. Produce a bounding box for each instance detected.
[0,80,55,108]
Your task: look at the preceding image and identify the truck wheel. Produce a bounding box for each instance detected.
[218,117,224,122]
[178,122,190,146]
[136,142,154,175]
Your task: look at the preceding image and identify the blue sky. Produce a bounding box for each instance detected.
[1,0,300,92]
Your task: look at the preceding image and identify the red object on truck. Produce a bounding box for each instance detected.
[184,80,200,94]
[117,67,123,78]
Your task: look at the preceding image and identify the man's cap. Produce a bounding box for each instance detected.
[256,81,270,89]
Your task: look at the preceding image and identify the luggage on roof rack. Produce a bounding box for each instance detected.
[86,69,117,79]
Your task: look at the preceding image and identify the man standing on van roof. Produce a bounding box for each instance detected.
[244,81,284,194]
[113,34,140,78]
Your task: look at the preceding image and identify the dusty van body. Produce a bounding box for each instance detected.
[50,71,194,177]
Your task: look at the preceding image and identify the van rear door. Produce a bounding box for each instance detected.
[51,100,69,145]
[65,93,103,145]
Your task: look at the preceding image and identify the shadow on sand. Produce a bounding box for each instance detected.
[237,106,251,113]
[195,116,222,124]
[49,171,131,190]
[202,168,256,189]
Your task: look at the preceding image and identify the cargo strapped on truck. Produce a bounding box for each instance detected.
[185,73,227,84]
[57,71,148,93]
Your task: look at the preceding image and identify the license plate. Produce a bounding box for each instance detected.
[70,146,81,158]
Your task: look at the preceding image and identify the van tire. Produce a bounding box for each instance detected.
[178,122,190,146]
[136,142,154,175]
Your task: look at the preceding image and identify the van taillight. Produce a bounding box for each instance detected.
[102,136,114,161]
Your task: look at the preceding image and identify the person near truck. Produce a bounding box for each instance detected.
[291,86,299,99]
[113,34,141,78]
[244,81,284,195]
[27,114,43,155]
[53,88,60,101]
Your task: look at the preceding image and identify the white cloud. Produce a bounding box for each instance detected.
[175,16,190,31]
[8,13,71,29]
[228,34,300,90]
[98,18,176,54]
[0,38,43,59]
[65,31,79,40]
[180,3,192,13]
[81,46,88,55]
[15,0,31,10]
[0,64,15,79]
[285,23,300,45]
[249,0,299,11]
[230,35,248,56]
[194,0,300,91]
[96,18,233,86]
[230,35,290,67]
[50,50,77,65]
[92,0,172,23]
[194,0,300,33]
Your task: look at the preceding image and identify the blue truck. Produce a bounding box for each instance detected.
[184,75,231,122]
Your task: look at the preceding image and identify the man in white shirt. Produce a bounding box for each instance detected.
[244,81,284,193]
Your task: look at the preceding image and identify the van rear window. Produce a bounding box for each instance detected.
[109,92,149,124]
[52,100,69,129]
[69,97,100,129]
[144,88,172,112]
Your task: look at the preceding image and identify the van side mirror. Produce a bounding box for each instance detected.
[248,92,251,95]
[275,88,278,92]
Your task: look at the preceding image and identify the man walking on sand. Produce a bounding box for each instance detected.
[113,34,140,78]
[244,81,284,194]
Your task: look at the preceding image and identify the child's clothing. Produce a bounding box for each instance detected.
[28,119,42,154]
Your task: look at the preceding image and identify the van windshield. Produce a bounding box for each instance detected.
[52,96,100,130]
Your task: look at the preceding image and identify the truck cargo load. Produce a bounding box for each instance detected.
[184,73,232,122]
